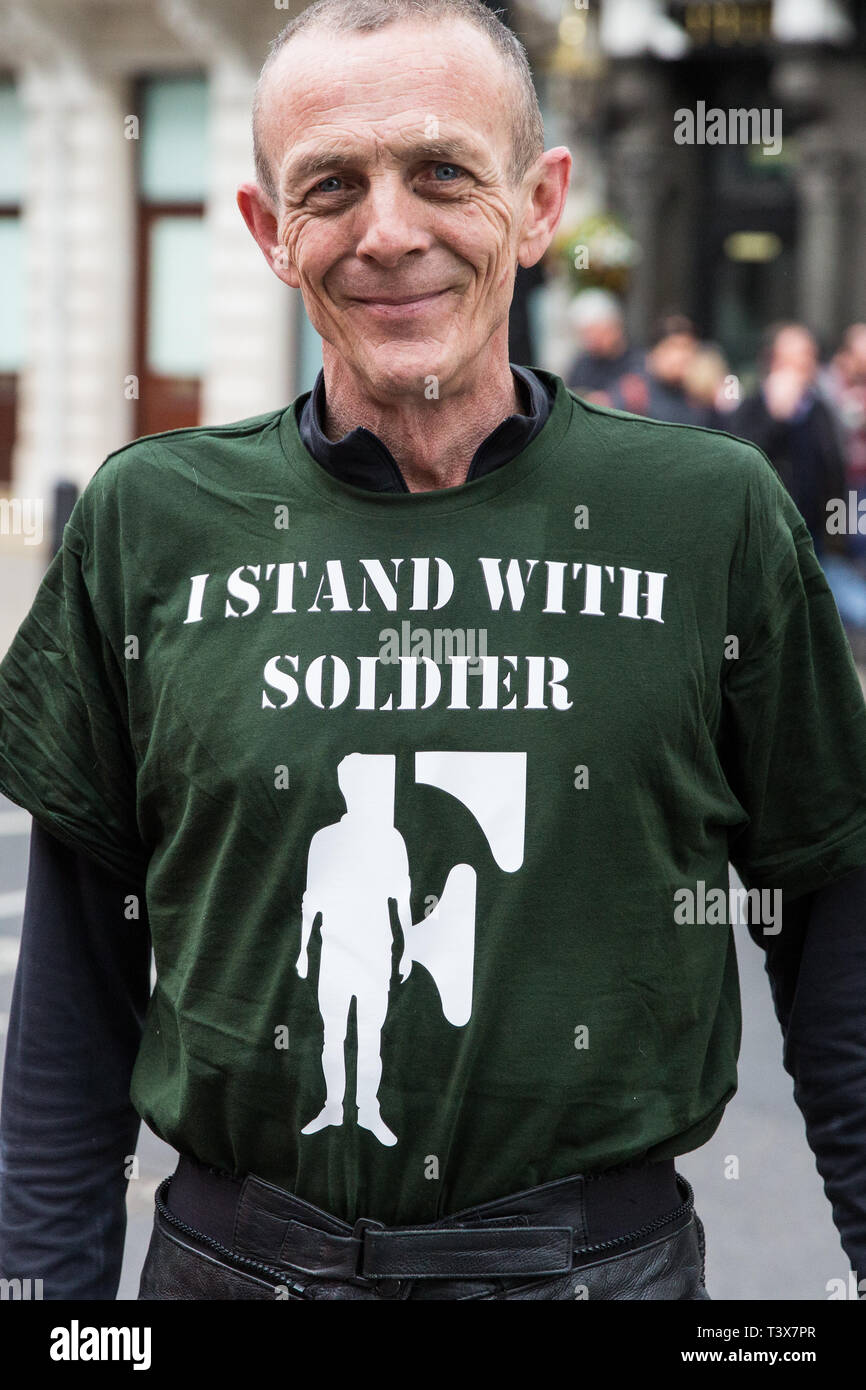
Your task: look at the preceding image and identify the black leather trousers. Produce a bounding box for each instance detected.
[138,1164,711,1301]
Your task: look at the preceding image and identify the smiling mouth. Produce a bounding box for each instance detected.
[352,289,451,309]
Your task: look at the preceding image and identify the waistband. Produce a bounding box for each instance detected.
[159,1155,692,1283]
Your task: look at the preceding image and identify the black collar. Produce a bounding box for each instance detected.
[297,364,554,493]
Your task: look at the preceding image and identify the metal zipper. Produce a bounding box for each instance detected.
[153,1177,312,1298]
[568,1195,694,1259]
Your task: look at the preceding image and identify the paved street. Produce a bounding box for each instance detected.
[0,791,850,1301]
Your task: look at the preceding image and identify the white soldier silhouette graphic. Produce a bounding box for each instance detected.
[296,753,411,1146]
[296,749,526,1146]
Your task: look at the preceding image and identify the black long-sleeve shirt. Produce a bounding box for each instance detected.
[0,822,150,1298]
[2,366,866,1295]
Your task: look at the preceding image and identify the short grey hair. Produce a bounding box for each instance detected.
[252,0,545,207]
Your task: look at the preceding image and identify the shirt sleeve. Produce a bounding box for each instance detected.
[750,870,866,1283]
[0,517,147,881]
[719,445,866,899]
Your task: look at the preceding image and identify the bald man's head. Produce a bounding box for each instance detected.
[252,0,544,208]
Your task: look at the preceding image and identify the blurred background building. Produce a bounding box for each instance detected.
[527,0,866,376]
[0,0,865,601]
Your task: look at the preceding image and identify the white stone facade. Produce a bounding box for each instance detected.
[0,0,301,512]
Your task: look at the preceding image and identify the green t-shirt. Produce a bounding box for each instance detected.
[2,367,866,1225]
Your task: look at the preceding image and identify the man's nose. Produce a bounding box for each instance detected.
[354,173,432,265]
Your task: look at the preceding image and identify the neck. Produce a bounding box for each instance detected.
[320,344,523,493]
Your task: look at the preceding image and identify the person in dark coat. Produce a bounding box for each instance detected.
[611,313,715,427]
[732,323,847,557]
[564,289,644,404]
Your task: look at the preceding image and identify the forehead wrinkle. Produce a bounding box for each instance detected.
[274,69,509,133]
[268,20,500,105]
[260,23,515,195]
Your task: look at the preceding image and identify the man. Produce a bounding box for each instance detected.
[733,323,847,554]
[2,0,866,1302]
[732,322,866,635]
[820,324,866,567]
[564,288,643,405]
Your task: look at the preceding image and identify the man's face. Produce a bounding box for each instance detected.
[252,20,541,398]
[649,333,696,386]
[581,317,624,359]
[771,327,817,381]
[845,327,866,382]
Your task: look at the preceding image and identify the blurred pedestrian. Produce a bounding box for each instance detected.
[564,289,643,406]
[731,323,846,556]
[682,344,734,429]
[821,324,866,568]
[731,322,866,630]
[613,314,709,426]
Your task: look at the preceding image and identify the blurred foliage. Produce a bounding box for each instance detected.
[547,211,642,294]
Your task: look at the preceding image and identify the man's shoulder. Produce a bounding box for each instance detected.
[102,407,288,476]
[70,406,292,529]
[563,387,779,488]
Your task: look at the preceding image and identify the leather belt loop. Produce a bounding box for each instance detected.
[351,1216,387,1277]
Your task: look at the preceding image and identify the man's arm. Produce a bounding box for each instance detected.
[750,865,866,1284]
[0,820,150,1299]
[296,889,316,978]
[296,837,322,979]
[391,838,413,984]
[730,395,785,458]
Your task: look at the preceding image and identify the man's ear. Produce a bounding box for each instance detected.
[237,182,300,290]
[516,146,572,271]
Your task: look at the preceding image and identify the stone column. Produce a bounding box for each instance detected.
[201,55,295,425]
[155,0,296,421]
[795,135,849,347]
[605,63,672,345]
[14,60,136,506]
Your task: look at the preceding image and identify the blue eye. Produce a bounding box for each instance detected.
[308,164,465,199]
